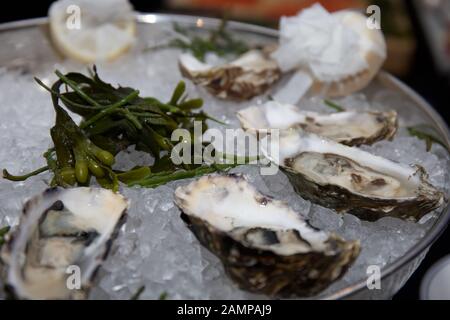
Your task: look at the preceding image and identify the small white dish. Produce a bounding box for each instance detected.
[420,255,450,300]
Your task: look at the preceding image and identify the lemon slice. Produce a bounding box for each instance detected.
[49,0,136,63]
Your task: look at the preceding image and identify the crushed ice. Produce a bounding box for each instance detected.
[0,40,448,299]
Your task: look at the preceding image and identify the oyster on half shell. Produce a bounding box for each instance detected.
[261,130,446,221]
[179,50,281,100]
[174,174,360,297]
[0,187,128,299]
[237,101,397,146]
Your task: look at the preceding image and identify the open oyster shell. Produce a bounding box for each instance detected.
[0,187,128,299]
[174,174,360,297]
[261,130,446,221]
[179,50,281,100]
[237,101,398,146]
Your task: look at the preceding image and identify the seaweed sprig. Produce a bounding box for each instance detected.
[152,17,249,62]
[2,67,235,189]
[407,124,449,152]
[158,291,168,300]
[128,163,239,188]
[324,99,345,112]
[130,286,146,300]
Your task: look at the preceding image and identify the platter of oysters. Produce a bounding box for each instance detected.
[0,0,448,300]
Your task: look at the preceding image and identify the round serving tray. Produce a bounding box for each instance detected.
[0,13,449,300]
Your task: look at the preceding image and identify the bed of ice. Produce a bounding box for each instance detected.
[0,26,449,299]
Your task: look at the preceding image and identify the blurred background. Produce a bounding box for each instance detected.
[0,0,449,300]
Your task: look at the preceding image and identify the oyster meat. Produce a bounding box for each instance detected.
[237,100,397,146]
[261,130,446,221]
[174,174,360,297]
[0,187,128,299]
[179,50,281,100]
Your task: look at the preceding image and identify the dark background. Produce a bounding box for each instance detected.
[0,0,448,300]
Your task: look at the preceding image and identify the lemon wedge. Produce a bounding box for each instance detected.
[49,0,136,63]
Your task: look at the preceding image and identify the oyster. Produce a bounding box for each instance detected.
[261,130,446,221]
[237,100,397,146]
[174,174,360,297]
[0,187,128,299]
[179,50,281,100]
